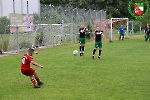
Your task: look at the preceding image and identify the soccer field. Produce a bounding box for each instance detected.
[0,35,150,100]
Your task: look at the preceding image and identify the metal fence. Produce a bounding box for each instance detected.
[2,23,73,53]
[39,3,106,34]
[0,3,106,54]
[128,21,142,35]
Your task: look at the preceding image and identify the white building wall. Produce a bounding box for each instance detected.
[0,0,3,17]
[0,0,40,17]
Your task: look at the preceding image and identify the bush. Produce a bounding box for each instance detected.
[20,41,31,49]
[85,22,92,39]
[0,17,10,34]
[35,32,44,46]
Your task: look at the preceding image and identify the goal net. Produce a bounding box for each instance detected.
[1,23,73,54]
[110,18,129,41]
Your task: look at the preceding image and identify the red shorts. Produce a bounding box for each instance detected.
[21,68,35,76]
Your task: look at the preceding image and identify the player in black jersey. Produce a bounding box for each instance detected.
[79,24,88,56]
[145,25,150,42]
[144,23,149,39]
[92,27,103,60]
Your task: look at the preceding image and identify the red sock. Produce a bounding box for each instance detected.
[35,76,41,84]
[31,78,36,85]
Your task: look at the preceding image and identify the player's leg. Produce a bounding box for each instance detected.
[145,34,148,41]
[33,71,44,85]
[147,34,150,41]
[28,68,41,88]
[29,75,40,88]
[80,44,83,56]
[122,34,124,40]
[79,38,81,54]
[145,34,147,41]
[79,38,83,56]
[119,34,121,41]
[81,38,85,55]
[98,41,102,59]
[98,48,102,59]
[81,44,85,56]
[80,38,85,56]
[92,42,98,59]
[92,48,97,59]
[21,68,38,88]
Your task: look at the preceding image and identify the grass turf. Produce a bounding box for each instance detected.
[0,35,150,100]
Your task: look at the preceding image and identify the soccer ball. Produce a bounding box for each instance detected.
[73,50,78,56]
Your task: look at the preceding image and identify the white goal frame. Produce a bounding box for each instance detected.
[110,18,129,42]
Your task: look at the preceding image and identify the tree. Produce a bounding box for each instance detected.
[39,0,149,20]
[137,8,150,28]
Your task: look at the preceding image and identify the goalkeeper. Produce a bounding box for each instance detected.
[118,25,125,41]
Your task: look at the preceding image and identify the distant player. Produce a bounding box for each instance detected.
[118,25,125,41]
[145,25,150,42]
[144,23,149,39]
[20,48,44,88]
[92,27,103,60]
[79,24,88,56]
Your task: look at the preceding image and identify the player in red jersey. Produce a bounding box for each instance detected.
[20,48,44,88]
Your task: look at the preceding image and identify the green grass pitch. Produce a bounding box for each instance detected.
[0,35,150,100]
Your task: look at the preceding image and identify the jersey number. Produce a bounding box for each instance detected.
[22,58,26,64]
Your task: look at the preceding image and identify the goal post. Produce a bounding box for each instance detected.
[110,18,129,42]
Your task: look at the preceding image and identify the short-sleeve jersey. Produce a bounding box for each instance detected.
[119,26,125,34]
[95,30,103,42]
[79,28,85,38]
[21,53,34,69]
[145,27,150,34]
[145,26,147,29]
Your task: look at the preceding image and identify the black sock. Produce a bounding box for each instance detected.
[99,50,101,56]
[92,49,96,56]
[122,36,124,40]
[82,46,84,53]
[119,36,121,40]
[79,46,82,52]
[145,38,148,41]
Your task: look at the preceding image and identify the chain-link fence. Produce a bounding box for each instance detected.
[38,3,106,34]
[0,3,106,54]
[128,21,142,35]
[2,24,73,53]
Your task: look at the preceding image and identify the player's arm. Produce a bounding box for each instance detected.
[80,29,84,33]
[31,61,44,68]
[92,31,95,41]
[145,29,147,33]
[144,28,146,33]
[84,26,88,31]
[101,31,103,39]
[34,51,38,54]
[118,27,120,33]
